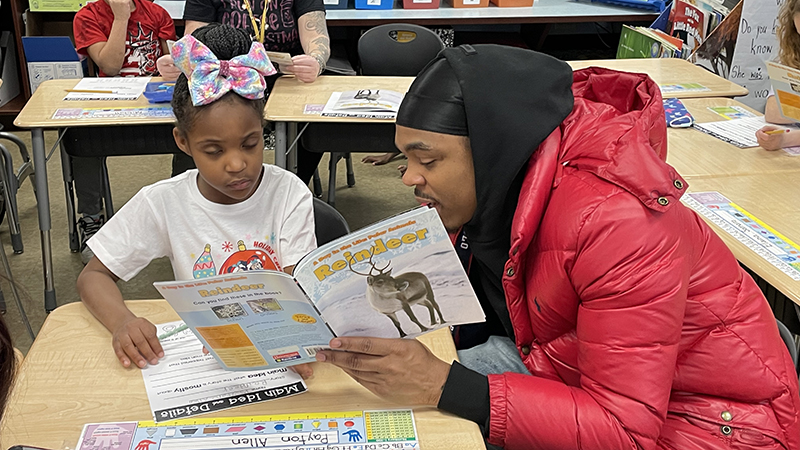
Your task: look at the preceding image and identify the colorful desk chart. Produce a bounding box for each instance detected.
[76,410,420,450]
[683,191,800,281]
[659,83,711,95]
[52,106,175,120]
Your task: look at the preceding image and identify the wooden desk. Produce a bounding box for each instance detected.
[685,173,800,306]
[0,300,485,450]
[14,79,175,128]
[666,98,800,179]
[568,58,748,98]
[265,75,414,169]
[14,78,175,311]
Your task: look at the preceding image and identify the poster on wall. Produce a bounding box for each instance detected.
[728,0,783,111]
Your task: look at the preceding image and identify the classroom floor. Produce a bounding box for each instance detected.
[0,130,418,353]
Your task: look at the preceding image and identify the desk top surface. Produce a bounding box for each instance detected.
[568,58,748,98]
[14,78,177,128]
[265,76,415,122]
[685,173,800,305]
[666,98,800,179]
[17,59,745,127]
[0,300,483,450]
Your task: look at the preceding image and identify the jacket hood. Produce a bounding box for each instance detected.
[511,67,685,256]
[398,45,576,338]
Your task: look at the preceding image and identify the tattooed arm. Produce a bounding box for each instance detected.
[287,10,330,82]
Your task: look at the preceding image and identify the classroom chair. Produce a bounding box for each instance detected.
[313,197,350,245]
[305,24,445,206]
[778,318,799,377]
[0,183,34,339]
[0,125,35,254]
[59,125,183,252]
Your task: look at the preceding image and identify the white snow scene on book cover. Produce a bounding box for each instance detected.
[314,242,484,339]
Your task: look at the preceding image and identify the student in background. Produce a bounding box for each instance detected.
[77,24,316,370]
[72,0,179,264]
[758,0,800,150]
[156,0,331,185]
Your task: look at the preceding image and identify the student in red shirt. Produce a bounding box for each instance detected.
[74,0,176,76]
[71,0,178,264]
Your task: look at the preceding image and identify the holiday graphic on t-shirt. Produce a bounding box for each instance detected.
[121,23,161,76]
[220,0,302,54]
[192,240,280,279]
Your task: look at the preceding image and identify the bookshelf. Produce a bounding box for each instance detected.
[1,0,29,116]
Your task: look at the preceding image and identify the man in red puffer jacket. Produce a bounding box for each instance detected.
[313,45,800,450]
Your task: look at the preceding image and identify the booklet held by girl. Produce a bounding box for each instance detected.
[155,207,485,371]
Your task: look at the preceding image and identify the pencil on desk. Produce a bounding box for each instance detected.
[764,129,790,135]
[158,324,188,340]
[64,89,116,94]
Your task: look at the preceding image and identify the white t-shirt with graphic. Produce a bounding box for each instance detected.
[89,164,316,282]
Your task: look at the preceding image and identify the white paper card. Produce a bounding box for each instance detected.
[64,76,151,101]
[693,116,795,148]
[141,321,307,422]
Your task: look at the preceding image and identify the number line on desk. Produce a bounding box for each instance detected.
[683,194,800,281]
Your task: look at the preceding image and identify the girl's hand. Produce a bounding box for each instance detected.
[755,125,787,151]
[282,55,321,83]
[113,317,164,368]
[156,55,181,81]
[291,363,314,379]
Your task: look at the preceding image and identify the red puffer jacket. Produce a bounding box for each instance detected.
[488,67,800,450]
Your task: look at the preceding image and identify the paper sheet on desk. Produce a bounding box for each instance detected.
[64,77,151,101]
[321,90,403,119]
[693,116,797,148]
[142,321,307,422]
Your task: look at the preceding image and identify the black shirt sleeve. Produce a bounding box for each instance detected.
[438,361,491,426]
[183,0,220,23]
[293,0,326,23]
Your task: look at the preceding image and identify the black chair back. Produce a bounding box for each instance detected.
[313,198,350,245]
[358,24,445,76]
[777,318,799,375]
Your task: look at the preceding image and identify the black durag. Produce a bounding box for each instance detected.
[397,45,574,340]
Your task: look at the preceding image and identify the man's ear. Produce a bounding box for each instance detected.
[173,127,191,156]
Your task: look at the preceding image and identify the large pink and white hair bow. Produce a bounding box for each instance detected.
[171,35,277,106]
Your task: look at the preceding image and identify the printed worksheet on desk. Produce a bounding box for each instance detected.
[142,321,306,422]
[64,77,151,100]
[321,89,403,119]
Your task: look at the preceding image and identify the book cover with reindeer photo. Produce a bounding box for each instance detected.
[154,207,485,371]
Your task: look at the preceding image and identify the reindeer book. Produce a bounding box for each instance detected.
[154,207,485,371]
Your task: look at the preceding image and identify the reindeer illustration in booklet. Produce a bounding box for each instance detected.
[348,250,446,338]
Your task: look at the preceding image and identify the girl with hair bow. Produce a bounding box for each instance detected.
[78,24,318,378]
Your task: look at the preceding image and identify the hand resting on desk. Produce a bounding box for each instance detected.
[113,316,164,369]
[755,125,800,151]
